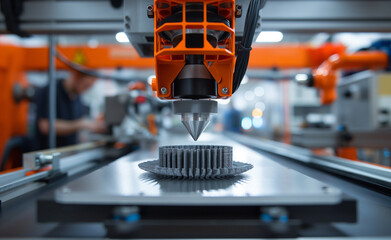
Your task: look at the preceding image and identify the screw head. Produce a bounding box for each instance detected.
[147,5,154,18]
[160,87,167,94]
[235,5,242,18]
[222,87,229,94]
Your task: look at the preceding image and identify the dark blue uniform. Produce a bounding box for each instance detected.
[223,108,242,133]
[35,79,87,150]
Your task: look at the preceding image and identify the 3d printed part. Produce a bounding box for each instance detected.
[138,145,253,179]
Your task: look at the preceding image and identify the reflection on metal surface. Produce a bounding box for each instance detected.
[55,133,342,205]
[229,132,391,188]
[139,172,248,193]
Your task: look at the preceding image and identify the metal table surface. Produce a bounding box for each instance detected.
[55,132,342,206]
[1,132,390,237]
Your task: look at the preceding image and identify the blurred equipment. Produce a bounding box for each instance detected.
[292,40,391,160]
[312,51,388,104]
[125,0,265,140]
[299,40,390,105]
[0,44,157,171]
[293,70,391,150]
[104,82,161,142]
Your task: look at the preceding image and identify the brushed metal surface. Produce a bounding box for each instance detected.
[55,132,341,205]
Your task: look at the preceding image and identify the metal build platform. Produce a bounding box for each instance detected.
[54,132,342,206]
[35,132,356,238]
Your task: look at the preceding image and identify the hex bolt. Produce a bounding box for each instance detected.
[160,87,167,94]
[125,16,131,22]
[235,5,242,18]
[147,5,154,18]
[35,153,54,169]
[125,23,131,29]
[222,87,229,94]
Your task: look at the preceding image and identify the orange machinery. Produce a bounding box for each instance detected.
[0,41,347,171]
[0,44,29,170]
[303,48,389,161]
[149,0,239,140]
[0,43,153,171]
[151,0,236,100]
[312,51,389,105]
[147,0,347,141]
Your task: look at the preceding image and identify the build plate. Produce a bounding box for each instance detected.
[55,132,342,206]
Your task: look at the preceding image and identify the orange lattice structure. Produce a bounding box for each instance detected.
[152,0,236,99]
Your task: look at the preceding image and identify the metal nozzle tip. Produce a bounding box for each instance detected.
[182,113,210,141]
[173,100,217,141]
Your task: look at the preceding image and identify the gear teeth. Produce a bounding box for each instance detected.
[160,145,232,169]
[139,145,253,179]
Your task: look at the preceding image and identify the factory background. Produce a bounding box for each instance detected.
[0,0,390,239]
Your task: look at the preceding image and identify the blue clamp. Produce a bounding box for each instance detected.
[113,213,141,223]
[260,213,289,223]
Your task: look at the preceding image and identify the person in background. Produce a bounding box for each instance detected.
[35,70,105,150]
[223,101,242,133]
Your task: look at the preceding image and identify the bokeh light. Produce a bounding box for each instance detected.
[241,117,252,130]
[252,108,263,118]
[252,117,264,128]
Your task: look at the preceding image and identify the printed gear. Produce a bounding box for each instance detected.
[139,145,253,179]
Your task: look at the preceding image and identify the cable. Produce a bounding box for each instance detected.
[232,0,263,92]
[0,137,28,171]
[0,0,30,37]
[232,0,265,93]
[55,49,144,83]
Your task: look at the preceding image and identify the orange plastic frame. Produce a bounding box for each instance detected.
[152,0,236,99]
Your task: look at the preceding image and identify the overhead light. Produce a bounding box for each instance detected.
[116,32,130,43]
[256,31,283,43]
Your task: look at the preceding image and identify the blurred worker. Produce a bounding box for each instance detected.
[34,71,105,150]
[223,101,242,133]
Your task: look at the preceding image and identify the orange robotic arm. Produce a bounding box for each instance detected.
[313,51,389,104]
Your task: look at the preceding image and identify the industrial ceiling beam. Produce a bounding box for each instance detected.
[1,0,391,34]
